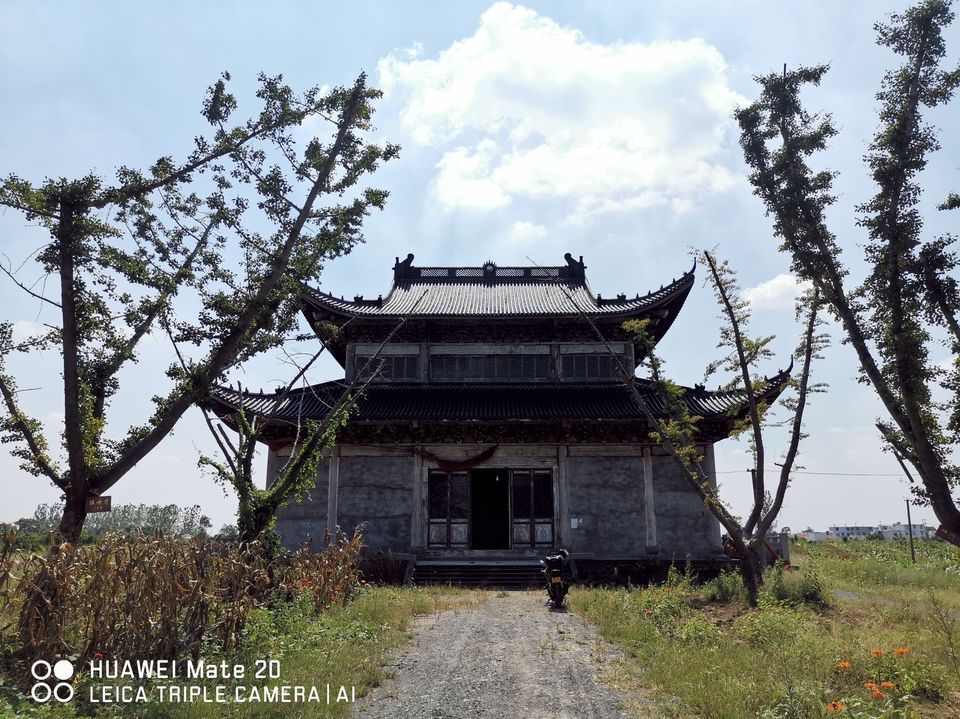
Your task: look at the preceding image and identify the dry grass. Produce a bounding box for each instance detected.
[1,530,362,690]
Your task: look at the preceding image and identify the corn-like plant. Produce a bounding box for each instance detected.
[7,530,361,687]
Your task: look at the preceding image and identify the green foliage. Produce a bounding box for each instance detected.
[0,71,398,542]
[624,251,825,605]
[762,562,830,608]
[703,569,748,603]
[735,0,960,524]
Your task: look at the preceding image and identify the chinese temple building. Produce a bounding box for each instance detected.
[208,254,788,579]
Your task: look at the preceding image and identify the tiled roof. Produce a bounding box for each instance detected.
[208,370,790,426]
[302,255,695,319]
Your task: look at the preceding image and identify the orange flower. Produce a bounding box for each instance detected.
[827,701,845,713]
[863,682,877,689]
[834,661,851,669]
[894,647,910,656]
[871,649,884,657]
[871,689,885,700]
[880,681,895,689]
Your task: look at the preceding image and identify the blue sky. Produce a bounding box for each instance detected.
[1,1,957,532]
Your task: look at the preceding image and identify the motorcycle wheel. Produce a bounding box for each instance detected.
[548,582,566,607]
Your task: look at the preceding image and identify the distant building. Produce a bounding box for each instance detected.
[828,525,876,540]
[804,523,935,541]
[876,522,933,540]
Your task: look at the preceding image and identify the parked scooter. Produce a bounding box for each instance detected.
[541,549,570,608]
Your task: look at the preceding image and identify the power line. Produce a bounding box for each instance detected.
[715,468,902,477]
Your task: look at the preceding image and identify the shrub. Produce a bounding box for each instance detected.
[702,570,745,603]
[763,562,829,608]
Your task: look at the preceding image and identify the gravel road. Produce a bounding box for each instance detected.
[352,590,647,719]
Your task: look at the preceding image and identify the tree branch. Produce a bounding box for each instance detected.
[91,217,220,419]
[703,251,766,536]
[0,259,61,309]
[92,79,369,494]
[0,370,63,488]
[756,290,820,541]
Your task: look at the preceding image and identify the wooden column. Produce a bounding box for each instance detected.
[643,446,658,552]
[265,448,283,490]
[703,443,717,489]
[326,445,340,535]
[411,446,424,548]
[557,445,569,547]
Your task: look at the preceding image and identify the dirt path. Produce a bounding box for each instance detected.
[352,590,652,719]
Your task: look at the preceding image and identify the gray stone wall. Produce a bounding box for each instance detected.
[271,443,723,559]
[273,451,330,550]
[336,454,415,552]
[565,455,646,556]
[650,453,723,558]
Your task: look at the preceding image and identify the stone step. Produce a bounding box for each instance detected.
[412,563,547,589]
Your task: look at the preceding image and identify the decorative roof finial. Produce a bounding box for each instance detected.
[561,252,586,280]
[393,253,416,280]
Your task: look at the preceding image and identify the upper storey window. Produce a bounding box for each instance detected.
[560,353,623,379]
[356,354,420,380]
[431,354,549,381]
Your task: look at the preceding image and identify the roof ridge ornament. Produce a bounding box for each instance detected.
[560,252,586,281]
[393,253,416,280]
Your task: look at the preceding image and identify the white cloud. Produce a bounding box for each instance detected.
[378,2,744,221]
[744,273,809,311]
[506,220,547,245]
[11,320,42,343]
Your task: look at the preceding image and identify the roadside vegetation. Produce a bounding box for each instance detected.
[571,540,960,719]
[0,529,478,718]
[795,539,960,615]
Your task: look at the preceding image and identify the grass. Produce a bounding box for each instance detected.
[1,585,482,719]
[569,543,960,719]
[4,538,958,718]
[793,539,960,614]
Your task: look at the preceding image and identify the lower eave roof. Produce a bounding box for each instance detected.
[207,371,789,427]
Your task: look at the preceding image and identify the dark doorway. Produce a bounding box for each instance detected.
[470,469,510,549]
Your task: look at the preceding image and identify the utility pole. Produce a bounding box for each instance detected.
[905,498,916,564]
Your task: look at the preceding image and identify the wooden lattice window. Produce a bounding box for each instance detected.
[356,354,419,380]
[428,471,469,548]
[561,353,622,379]
[511,469,554,547]
[431,354,549,380]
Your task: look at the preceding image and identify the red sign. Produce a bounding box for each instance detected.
[935,525,960,549]
[86,495,112,513]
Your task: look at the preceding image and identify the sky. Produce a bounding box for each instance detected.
[0,1,957,533]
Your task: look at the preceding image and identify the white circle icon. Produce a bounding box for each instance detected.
[53,682,75,703]
[30,660,52,680]
[30,682,51,703]
[53,660,74,681]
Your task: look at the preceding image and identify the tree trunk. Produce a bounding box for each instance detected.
[237,504,275,546]
[56,487,88,545]
[739,549,763,607]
